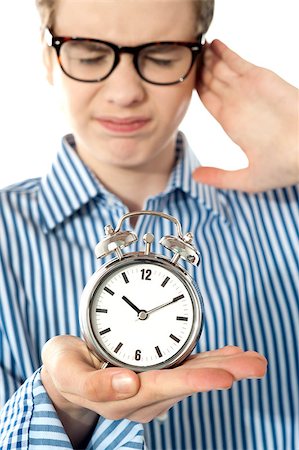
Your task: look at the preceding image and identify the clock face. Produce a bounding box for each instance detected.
[86,257,202,371]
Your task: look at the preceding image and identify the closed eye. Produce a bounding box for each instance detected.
[145,56,177,66]
[78,55,107,65]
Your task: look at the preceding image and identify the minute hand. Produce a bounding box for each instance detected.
[147,295,184,315]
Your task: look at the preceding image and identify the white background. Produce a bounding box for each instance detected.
[0,0,298,188]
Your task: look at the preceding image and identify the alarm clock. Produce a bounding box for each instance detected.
[80,210,204,372]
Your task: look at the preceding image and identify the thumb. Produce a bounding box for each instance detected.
[193,166,252,192]
[77,367,140,402]
[42,335,140,403]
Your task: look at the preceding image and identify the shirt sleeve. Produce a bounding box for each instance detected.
[0,368,145,450]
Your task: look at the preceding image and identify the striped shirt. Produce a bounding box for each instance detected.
[0,133,298,450]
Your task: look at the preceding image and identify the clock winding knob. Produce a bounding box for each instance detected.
[95,228,138,260]
[159,234,200,266]
[143,233,155,255]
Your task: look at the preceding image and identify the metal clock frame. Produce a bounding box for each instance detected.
[80,252,204,372]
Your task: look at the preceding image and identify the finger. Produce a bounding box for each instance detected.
[103,367,235,420]
[183,351,267,381]
[142,350,267,398]
[207,56,239,84]
[42,336,140,402]
[97,350,267,420]
[203,345,244,356]
[196,87,222,119]
[210,39,253,76]
[201,66,228,94]
[128,395,186,423]
[204,48,237,84]
[181,346,266,370]
[186,345,244,361]
[192,166,256,192]
[203,46,217,69]
[80,367,235,421]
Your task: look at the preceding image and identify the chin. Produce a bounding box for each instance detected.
[85,144,149,170]
[110,153,150,170]
[106,139,153,164]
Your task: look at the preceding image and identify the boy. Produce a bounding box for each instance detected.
[1,0,298,448]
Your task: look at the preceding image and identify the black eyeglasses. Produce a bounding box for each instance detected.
[46,29,204,85]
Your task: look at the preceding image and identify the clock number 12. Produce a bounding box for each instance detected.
[141,269,152,280]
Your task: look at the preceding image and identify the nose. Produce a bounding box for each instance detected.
[102,54,146,107]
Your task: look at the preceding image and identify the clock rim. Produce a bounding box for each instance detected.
[80,253,204,372]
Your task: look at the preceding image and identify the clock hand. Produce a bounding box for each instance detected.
[121,295,142,315]
[146,295,184,315]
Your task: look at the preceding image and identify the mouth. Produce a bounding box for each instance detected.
[94,116,151,133]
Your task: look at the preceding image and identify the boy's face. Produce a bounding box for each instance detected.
[47,0,198,172]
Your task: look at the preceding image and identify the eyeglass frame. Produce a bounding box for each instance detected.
[45,28,205,85]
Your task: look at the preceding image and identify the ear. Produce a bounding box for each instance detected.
[194,41,207,92]
[43,47,55,85]
[194,55,202,93]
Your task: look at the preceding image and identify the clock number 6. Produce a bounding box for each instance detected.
[141,269,152,280]
[135,349,142,361]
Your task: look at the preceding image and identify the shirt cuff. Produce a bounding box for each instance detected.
[0,367,145,449]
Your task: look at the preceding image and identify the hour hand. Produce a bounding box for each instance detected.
[121,295,142,315]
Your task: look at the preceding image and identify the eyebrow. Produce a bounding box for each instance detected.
[66,40,111,51]
[144,44,185,54]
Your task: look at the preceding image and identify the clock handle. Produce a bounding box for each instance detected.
[114,210,200,266]
[114,210,184,238]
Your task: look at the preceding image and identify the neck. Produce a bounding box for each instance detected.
[102,170,168,211]
[77,144,177,212]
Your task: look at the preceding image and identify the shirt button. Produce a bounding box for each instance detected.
[156,412,168,423]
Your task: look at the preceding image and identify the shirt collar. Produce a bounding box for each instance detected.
[165,132,225,215]
[38,135,102,232]
[164,131,202,198]
[39,132,225,233]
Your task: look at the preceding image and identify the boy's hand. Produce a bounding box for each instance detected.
[41,336,267,426]
[193,39,299,192]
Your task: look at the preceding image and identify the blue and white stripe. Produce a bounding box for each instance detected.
[0,132,298,449]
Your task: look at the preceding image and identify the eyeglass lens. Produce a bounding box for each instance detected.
[59,40,194,83]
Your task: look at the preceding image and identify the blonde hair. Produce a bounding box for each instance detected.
[35,0,55,32]
[194,0,214,34]
[35,0,214,35]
